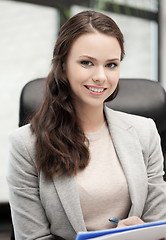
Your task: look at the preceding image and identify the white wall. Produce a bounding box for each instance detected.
[0,0,58,202]
[159,0,166,89]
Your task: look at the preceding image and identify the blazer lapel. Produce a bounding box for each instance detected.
[53,107,148,233]
[53,174,87,233]
[105,107,148,216]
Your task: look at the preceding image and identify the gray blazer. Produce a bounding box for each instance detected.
[7,107,166,240]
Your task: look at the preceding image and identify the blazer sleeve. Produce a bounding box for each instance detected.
[6,128,64,240]
[141,118,166,222]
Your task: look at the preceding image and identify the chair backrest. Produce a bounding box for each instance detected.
[19,78,166,180]
[19,78,45,127]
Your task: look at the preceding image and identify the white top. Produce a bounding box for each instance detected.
[76,122,131,231]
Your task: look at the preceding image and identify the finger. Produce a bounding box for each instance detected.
[117,216,144,228]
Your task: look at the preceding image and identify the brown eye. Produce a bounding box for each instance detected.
[106,63,117,68]
[81,61,93,66]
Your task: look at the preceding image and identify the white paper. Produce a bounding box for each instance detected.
[88,224,166,240]
[76,220,166,240]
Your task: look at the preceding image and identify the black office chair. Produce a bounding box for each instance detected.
[19,78,166,179]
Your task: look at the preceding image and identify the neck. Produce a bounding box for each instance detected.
[76,104,105,133]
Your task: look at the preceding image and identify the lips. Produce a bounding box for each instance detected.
[85,85,106,93]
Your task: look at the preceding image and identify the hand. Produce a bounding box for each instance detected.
[117,216,144,228]
[117,217,166,240]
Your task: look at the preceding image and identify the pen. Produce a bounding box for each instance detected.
[109,217,120,226]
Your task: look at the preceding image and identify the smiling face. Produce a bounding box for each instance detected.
[64,31,121,112]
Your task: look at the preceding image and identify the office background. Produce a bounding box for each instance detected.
[0,0,166,237]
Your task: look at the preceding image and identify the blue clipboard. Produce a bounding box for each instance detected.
[75,220,166,240]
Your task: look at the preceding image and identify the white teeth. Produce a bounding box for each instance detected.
[87,86,104,93]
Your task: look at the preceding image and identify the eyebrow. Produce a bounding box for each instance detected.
[79,55,120,62]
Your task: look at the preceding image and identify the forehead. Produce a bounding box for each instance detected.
[68,32,121,60]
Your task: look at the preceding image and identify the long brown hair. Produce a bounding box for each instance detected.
[31,10,124,178]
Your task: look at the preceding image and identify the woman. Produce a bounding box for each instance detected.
[7,10,166,240]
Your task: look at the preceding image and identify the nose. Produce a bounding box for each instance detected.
[92,66,106,83]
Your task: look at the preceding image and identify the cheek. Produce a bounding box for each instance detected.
[108,70,120,85]
[68,66,91,85]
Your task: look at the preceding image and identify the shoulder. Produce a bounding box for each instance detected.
[105,106,156,131]
[8,124,36,163]
[104,106,159,148]
[7,125,40,201]
[9,123,35,145]
[105,107,163,167]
